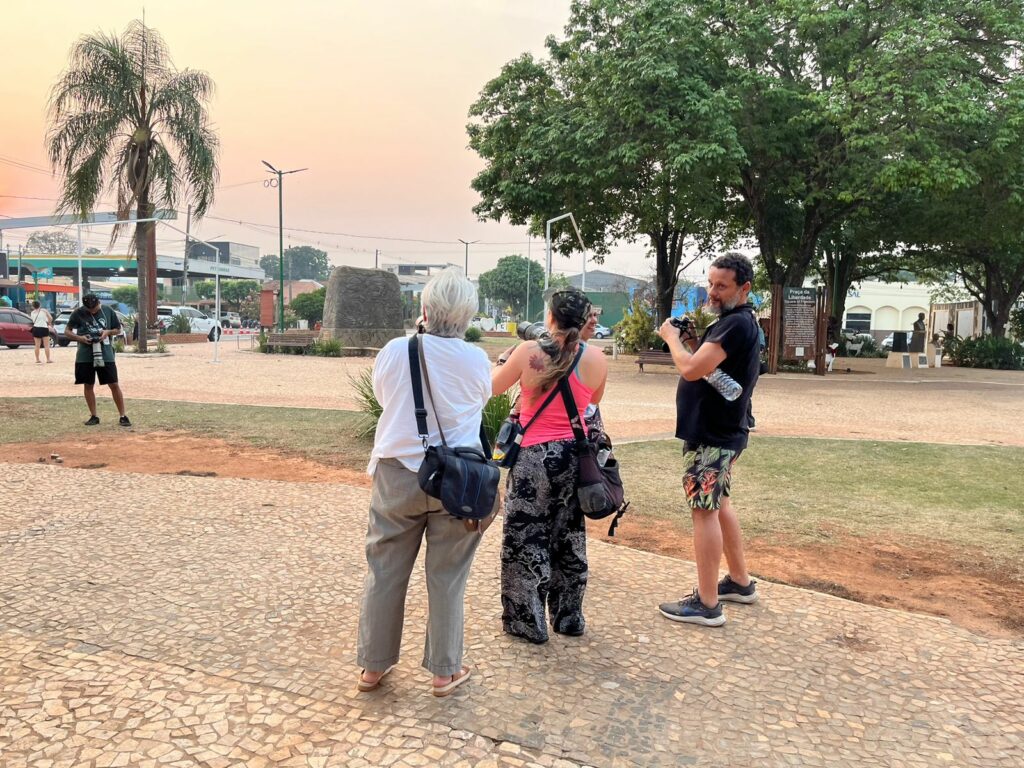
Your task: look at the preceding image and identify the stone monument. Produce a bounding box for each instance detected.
[321,266,404,348]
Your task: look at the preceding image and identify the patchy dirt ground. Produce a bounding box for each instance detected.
[9,431,1021,640]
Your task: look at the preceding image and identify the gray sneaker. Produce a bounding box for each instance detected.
[718,575,758,604]
[659,590,726,627]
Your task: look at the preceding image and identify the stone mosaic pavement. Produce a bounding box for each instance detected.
[1,464,1022,767]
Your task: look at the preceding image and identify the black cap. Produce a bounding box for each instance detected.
[548,288,592,330]
[82,293,100,308]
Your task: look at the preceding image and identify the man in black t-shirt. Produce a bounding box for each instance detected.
[655,254,760,627]
[65,293,132,428]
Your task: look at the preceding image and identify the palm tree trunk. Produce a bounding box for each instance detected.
[135,203,150,352]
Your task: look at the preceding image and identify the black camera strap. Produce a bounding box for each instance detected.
[408,333,489,454]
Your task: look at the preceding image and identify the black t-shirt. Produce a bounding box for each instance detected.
[675,303,760,451]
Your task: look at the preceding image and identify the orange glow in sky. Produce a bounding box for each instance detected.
[0,1,656,277]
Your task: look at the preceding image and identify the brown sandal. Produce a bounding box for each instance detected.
[357,664,395,692]
[432,667,471,697]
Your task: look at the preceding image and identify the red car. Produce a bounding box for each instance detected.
[0,308,38,348]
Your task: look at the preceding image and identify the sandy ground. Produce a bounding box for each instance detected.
[2,340,1023,446]
[3,340,1024,637]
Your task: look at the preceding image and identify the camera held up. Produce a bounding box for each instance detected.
[517,321,550,342]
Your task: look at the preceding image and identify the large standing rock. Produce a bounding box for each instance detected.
[322,267,404,348]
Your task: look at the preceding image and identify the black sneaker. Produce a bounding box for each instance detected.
[718,575,758,604]
[84,415,100,426]
[119,415,132,428]
[659,590,725,626]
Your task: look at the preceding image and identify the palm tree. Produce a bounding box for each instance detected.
[47,20,218,350]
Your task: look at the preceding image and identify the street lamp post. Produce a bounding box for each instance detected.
[544,212,588,290]
[458,238,479,277]
[262,160,308,331]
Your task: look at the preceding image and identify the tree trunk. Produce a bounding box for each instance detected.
[650,227,688,322]
[135,215,149,353]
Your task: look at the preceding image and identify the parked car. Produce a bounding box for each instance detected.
[591,323,612,339]
[0,308,35,348]
[219,311,242,328]
[54,307,129,345]
[156,305,216,334]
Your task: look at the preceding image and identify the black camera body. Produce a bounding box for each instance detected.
[668,315,695,338]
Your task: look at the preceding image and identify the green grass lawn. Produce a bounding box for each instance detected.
[3,396,1022,576]
[617,437,1024,575]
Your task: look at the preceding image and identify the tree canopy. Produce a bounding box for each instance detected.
[25,230,78,254]
[477,255,545,318]
[469,0,1024,329]
[260,246,330,281]
[290,287,326,324]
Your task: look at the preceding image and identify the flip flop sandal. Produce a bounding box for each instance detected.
[432,667,471,697]
[357,664,396,692]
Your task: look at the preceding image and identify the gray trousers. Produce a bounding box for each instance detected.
[356,458,482,676]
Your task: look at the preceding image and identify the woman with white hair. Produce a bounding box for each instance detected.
[356,267,490,697]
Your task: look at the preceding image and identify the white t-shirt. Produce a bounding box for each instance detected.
[367,334,492,476]
[31,309,50,328]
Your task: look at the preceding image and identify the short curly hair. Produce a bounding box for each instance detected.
[710,253,754,288]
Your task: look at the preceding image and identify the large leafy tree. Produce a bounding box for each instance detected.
[477,255,545,319]
[717,0,1024,289]
[25,230,78,254]
[260,246,330,281]
[289,287,326,324]
[469,0,743,320]
[47,20,219,351]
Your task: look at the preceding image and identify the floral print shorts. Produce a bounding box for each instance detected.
[681,443,742,511]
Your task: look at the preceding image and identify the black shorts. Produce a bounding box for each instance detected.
[75,362,118,386]
[31,327,50,339]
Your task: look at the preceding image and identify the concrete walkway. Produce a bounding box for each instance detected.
[1,464,1021,767]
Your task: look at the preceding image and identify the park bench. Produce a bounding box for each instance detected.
[635,350,675,372]
[266,331,319,351]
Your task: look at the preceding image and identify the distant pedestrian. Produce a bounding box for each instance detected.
[29,300,54,364]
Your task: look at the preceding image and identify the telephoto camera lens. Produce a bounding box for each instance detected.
[516,321,550,342]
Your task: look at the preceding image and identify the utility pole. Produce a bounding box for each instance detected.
[374,248,379,269]
[181,204,191,306]
[262,161,308,330]
[458,239,479,277]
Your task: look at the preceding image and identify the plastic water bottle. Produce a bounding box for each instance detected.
[704,369,742,401]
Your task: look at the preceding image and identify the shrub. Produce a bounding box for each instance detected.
[614,297,658,353]
[464,326,483,342]
[257,332,269,353]
[350,368,382,438]
[312,337,343,357]
[155,338,168,354]
[946,335,1024,370]
[351,366,518,446]
[1010,306,1024,341]
[482,387,517,447]
[113,338,125,354]
[167,314,192,334]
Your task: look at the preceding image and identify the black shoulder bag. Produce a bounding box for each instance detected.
[409,334,500,524]
[557,373,629,536]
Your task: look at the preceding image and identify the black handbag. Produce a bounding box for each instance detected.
[408,334,500,524]
[557,377,629,536]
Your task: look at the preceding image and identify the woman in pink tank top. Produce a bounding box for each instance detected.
[491,289,608,644]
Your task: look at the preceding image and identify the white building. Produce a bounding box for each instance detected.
[840,280,932,341]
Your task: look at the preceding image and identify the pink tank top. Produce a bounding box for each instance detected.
[519,361,595,448]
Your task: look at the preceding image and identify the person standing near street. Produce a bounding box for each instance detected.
[656,253,760,627]
[29,300,54,364]
[64,293,131,427]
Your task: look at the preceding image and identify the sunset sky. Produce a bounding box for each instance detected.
[0,0,665,280]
